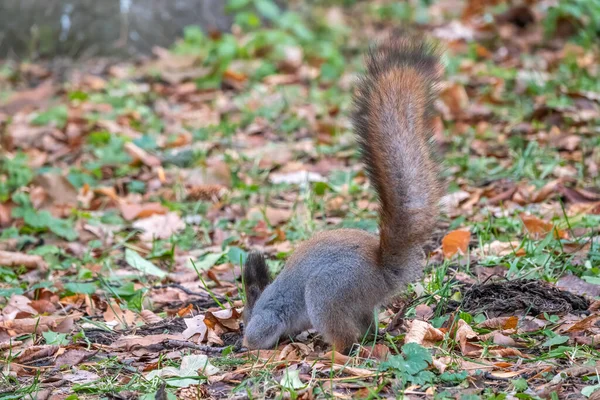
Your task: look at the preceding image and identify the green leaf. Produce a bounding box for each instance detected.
[402,343,432,374]
[125,249,167,278]
[440,370,468,382]
[31,105,68,128]
[227,246,247,266]
[581,276,600,285]
[43,331,69,346]
[64,282,97,295]
[380,343,432,377]
[512,378,529,392]
[582,384,600,398]
[542,334,569,347]
[226,0,251,11]
[189,252,225,271]
[254,0,280,20]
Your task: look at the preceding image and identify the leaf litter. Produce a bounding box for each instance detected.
[1,0,600,398]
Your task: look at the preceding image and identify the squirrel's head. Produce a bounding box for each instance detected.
[243,311,283,349]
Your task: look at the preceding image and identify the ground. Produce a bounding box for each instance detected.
[1,1,600,399]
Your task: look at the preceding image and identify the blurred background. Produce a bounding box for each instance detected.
[1,1,600,398]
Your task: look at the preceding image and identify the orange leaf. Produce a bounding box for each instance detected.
[442,230,471,258]
[119,202,168,221]
[520,213,567,240]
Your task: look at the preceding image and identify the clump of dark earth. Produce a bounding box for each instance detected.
[460,279,589,317]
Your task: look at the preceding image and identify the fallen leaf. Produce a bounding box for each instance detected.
[479,240,526,257]
[264,207,293,226]
[278,343,311,361]
[55,349,92,368]
[182,315,208,342]
[269,170,325,185]
[566,315,599,333]
[557,275,600,298]
[132,212,186,241]
[124,142,161,167]
[15,345,59,363]
[478,316,519,330]
[455,319,480,356]
[0,251,47,270]
[141,310,163,324]
[405,319,444,346]
[125,249,167,278]
[415,304,434,321]
[0,80,55,114]
[120,202,168,221]
[520,213,567,240]
[110,334,183,351]
[442,229,471,258]
[32,173,78,207]
[279,367,306,390]
[146,354,219,388]
[63,369,101,384]
[439,82,469,118]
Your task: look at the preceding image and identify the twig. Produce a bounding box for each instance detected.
[147,339,237,354]
[152,283,224,300]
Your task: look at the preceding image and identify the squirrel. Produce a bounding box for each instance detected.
[242,36,443,352]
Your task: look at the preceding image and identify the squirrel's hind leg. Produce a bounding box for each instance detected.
[305,288,364,354]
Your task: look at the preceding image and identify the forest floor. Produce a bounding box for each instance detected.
[1,1,600,399]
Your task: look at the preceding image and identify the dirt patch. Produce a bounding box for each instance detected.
[461,279,589,317]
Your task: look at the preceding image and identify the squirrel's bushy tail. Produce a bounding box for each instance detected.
[242,252,271,325]
[352,36,442,271]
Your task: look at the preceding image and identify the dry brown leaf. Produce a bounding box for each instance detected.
[0,202,13,227]
[110,334,183,351]
[278,343,312,361]
[103,302,137,329]
[405,319,444,346]
[439,82,469,118]
[566,315,600,333]
[119,202,168,221]
[415,304,434,321]
[321,351,351,365]
[0,80,55,114]
[433,357,451,374]
[55,349,92,368]
[455,319,480,356]
[492,332,518,347]
[2,294,38,319]
[442,229,471,258]
[0,251,47,270]
[359,343,390,361]
[15,345,59,364]
[557,275,600,298]
[132,212,186,241]
[520,213,567,240]
[478,316,518,330]
[205,308,241,331]
[124,142,161,167]
[265,207,293,226]
[32,173,78,207]
[140,310,163,325]
[490,370,526,379]
[479,241,525,257]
